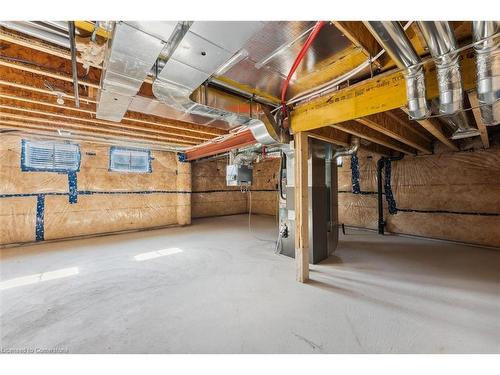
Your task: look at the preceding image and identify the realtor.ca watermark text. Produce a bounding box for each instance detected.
[1,347,69,354]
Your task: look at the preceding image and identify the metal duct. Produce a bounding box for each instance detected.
[152,21,281,145]
[0,21,70,48]
[364,21,430,120]
[473,21,500,126]
[96,22,177,122]
[231,150,260,166]
[417,21,480,139]
[333,137,360,159]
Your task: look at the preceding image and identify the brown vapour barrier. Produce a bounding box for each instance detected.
[191,158,279,219]
[338,148,500,247]
[0,133,191,246]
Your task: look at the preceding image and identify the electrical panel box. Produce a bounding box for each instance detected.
[226,164,253,186]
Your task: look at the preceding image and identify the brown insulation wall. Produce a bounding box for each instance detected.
[0,134,191,246]
[191,157,279,218]
[191,158,248,218]
[249,158,279,216]
[338,147,500,247]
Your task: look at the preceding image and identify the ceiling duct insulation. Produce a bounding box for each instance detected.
[417,21,480,139]
[152,22,265,124]
[96,22,176,122]
[473,21,500,126]
[152,21,281,145]
[364,21,431,120]
[0,21,71,48]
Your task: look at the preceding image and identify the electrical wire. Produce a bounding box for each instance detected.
[247,189,278,244]
[278,151,286,200]
[280,21,326,124]
[274,22,414,111]
[284,27,499,108]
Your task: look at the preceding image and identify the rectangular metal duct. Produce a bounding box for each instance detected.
[153,22,264,124]
[152,21,281,144]
[96,22,175,122]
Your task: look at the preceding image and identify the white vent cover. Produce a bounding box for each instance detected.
[109,147,151,173]
[22,140,80,172]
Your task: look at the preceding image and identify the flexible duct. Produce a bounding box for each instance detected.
[231,151,260,166]
[364,21,430,120]
[473,21,500,126]
[417,21,480,139]
[417,22,463,115]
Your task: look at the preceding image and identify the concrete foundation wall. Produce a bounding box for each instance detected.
[338,147,500,247]
[0,134,191,246]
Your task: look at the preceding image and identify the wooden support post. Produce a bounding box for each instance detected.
[294,131,309,283]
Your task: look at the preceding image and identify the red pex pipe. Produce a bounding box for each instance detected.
[280,21,326,125]
[182,21,326,161]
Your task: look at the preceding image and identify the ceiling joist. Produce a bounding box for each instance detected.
[308,127,392,156]
[0,120,187,148]
[356,113,433,154]
[0,79,226,137]
[0,57,100,88]
[0,103,208,142]
[331,21,383,68]
[331,120,416,155]
[467,91,490,149]
[0,114,197,146]
[400,107,459,152]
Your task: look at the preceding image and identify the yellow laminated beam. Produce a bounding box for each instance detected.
[290,49,477,133]
[74,21,111,39]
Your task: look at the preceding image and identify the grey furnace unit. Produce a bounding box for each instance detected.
[278,138,338,264]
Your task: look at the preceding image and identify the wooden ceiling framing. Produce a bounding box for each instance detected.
[292,21,492,155]
[0,22,490,155]
[0,27,226,149]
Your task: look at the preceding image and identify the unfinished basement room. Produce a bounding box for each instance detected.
[1,7,500,361]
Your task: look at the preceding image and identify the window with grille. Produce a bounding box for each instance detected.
[109,147,151,173]
[21,140,81,172]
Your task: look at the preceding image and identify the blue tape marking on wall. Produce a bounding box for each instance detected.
[384,160,398,215]
[350,154,361,194]
[35,194,45,241]
[0,189,277,199]
[0,190,191,198]
[68,171,78,204]
[178,153,187,162]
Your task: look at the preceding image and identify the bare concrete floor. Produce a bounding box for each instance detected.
[1,214,499,353]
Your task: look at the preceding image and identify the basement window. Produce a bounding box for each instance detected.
[21,140,81,172]
[109,147,152,173]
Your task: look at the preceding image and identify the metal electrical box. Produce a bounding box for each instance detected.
[226,164,253,186]
[278,138,338,264]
